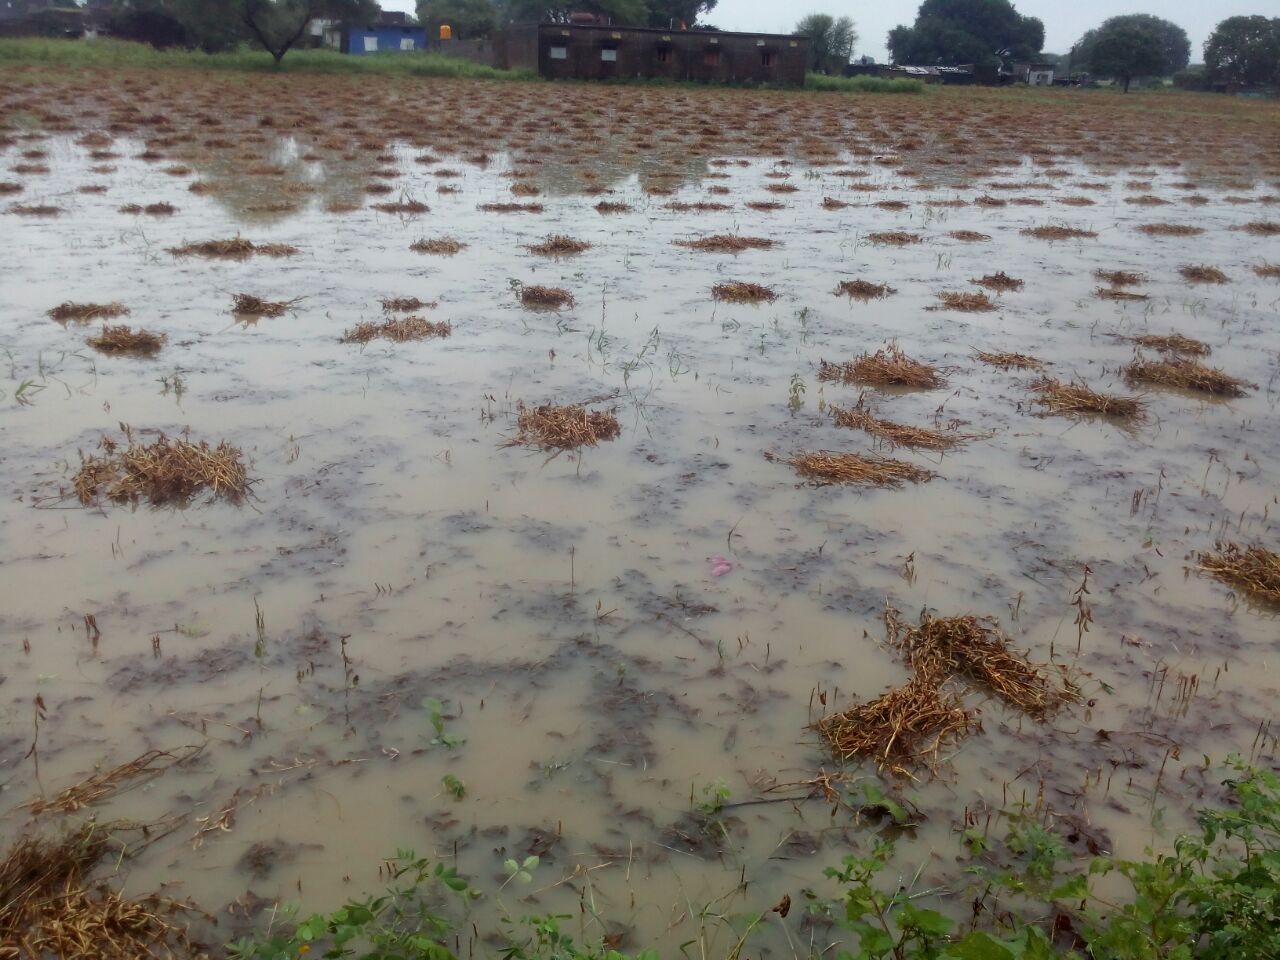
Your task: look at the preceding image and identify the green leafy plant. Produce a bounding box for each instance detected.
[442,774,466,799]
[423,697,466,749]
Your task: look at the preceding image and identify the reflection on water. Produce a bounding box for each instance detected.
[1,72,1278,955]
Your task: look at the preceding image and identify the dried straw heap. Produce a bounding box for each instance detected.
[231,293,300,317]
[505,402,620,451]
[1179,265,1230,284]
[932,291,996,312]
[835,279,895,300]
[975,350,1043,371]
[1234,221,1280,237]
[1123,357,1250,397]
[595,201,631,214]
[1021,225,1097,240]
[948,230,991,242]
[410,237,466,255]
[712,281,776,304]
[889,612,1075,720]
[167,238,298,259]
[867,231,921,246]
[971,272,1023,292]
[73,429,250,507]
[831,403,969,451]
[341,317,451,344]
[767,451,935,487]
[1129,334,1209,356]
[86,325,165,357]
[26,746,203,816]
[0,821,195,960]
[819,343,944,389]
[520,285,574,308]
[1029,377,1143,419]
[380,296,433,313]
[1197,543,1280,606]
[1096,287,1148,301]
[674,234,774,253]
[47,302,130,323]
[1095,270,1144,287]
[527,234,591,256]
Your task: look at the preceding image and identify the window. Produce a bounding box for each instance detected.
[549,44,567,60]
[703,49,720,66]
[400,37,416,51]
[656,46,672,63]
[761,51,775,67]
[363,35,378,52]
[601,47,617,62]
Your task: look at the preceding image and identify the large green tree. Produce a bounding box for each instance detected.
[174,0,377,63]
[1086,22,1165,91]
[645,0,716,30]
[794,13,857,74]
[887,0,1043,68]
[1203,15,1280,87]
[1070,14,1189,77]
[417,0,497,38]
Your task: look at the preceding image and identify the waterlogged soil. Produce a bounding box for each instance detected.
[2,67,1279,954]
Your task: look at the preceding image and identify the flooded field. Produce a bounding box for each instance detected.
[2,67,1279,956]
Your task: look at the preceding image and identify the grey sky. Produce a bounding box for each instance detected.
[379,1,1270,62]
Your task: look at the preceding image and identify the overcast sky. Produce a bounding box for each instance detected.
[379,1,1268,62]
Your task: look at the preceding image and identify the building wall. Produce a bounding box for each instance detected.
[510,24,806,86]
[341,25,427,54]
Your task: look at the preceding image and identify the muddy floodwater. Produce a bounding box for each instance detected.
[2,68,1279,955]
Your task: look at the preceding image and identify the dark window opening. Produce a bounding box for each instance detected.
[761,51,776,67]
[703,49,721,66]
[656,46,672,63]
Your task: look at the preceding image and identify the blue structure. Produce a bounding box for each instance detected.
[333,23,427,54]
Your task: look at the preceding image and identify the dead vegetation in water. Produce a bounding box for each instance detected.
[231,293,300,317]
[1096,287,1149,301]
[812,674,979,775]
[8,203,64,216]
[821,196,850,210]
[1129,333,1209,356]
[73,428,250,507]
[948,230,990,242]
[831,402,970,451]
[595,200,631,214]
[867,231,922,246]
[1179,265,1230,284]
[1233,221,1280,236]
[505,402,620,451]
[820,343,943,389]
[1196,543,1280,606]
[86,325,165,357]
[1123,357,1251,396]
[48,302,129,323]
[1029,377,1143,419]
[340,316,451,344]
[0,181,22,194]
[931,291,996,312]
[667,200,731,212]
[1137,223,1203,237]
[410,237,466,255]
[380,296,434,313]
[1095,270,1145,287]
[26,746,203,815]
[970,272,1023,292]
[888,610,1075,719]
[527,234,591,256]
[372,199,430,214]
[118,202,176,215]
[167,238,298,259]
[766,450,936,487]
[1021,225,1096,240]
[0,820,195,959]
[836,279,896,300]
[974,350,1043,371]
[521,285,574,308]
[478,201,543,213]
[674,234,774,253]
[1254,262,1280,279]
[712,281,776,304]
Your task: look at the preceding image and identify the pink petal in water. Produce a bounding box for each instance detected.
[709,555,733,578]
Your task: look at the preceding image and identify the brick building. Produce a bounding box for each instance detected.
[497,22,808,86]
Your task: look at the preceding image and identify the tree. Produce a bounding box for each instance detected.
[417,0,497,38]
[1070,14,1189,77]
[887,0,1043,68]
[1088,23,1165,92]
[1203,16,1280,87]
[645,0,716,30]
[795,12,856,74]
[177,0,378,63]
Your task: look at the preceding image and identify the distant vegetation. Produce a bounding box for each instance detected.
[804,72,925,94]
